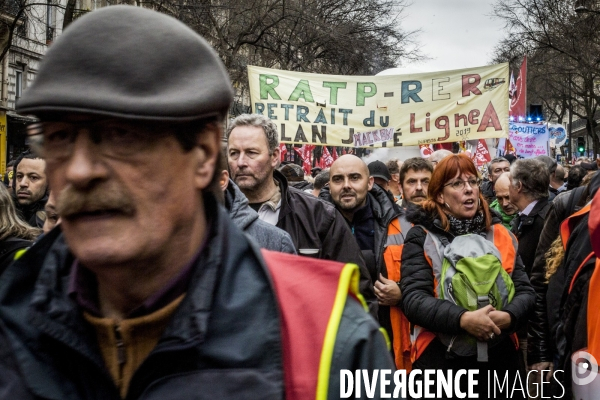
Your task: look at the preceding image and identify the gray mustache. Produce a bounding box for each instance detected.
[57,185,135,218]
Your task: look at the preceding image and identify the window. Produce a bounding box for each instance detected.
[15,70,22,99]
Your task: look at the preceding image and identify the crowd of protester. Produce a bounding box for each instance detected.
[1,6,600,400]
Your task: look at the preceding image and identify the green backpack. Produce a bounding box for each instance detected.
[429,233,515,361]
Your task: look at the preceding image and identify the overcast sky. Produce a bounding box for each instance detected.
[388,0,507,74]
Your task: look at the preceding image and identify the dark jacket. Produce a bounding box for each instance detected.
[0,196,393,399]
[481,179,495,204]
[273,170,377,316]
[0,237,31,276]
[400,206,534,339]
[319,183,401,283]
[510,197,552,276]
[527,185,590,365]
[225,179,296,254]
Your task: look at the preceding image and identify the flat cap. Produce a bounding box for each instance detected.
[17,6,233,121]
[280,163,304,181]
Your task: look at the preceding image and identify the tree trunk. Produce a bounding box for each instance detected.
[62,0,77,31]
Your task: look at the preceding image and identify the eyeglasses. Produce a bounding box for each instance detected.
[444,177,481,191]
[26,119,166,161]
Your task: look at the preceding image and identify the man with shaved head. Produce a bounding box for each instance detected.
[324,155,412,370]
[489,172,518,229]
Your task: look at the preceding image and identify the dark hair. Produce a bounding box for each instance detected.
[566,165,586,191]
[535,155,557,175]
[313,170,330,190]
[386,159,400,175]
[510,159,549,200]
[421,154,491,232]
[399,157,433,186]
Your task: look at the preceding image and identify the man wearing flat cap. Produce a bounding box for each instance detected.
[0,6,393,400]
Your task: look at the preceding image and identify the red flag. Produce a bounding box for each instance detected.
[332,147,338,161]
[510,56,527,121]
[471,139,492,166]
[279,143,287,162]
[293,145,315,175]
[322,147,334,168]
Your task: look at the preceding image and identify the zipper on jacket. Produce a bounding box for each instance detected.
[446,335,457,355]
[114,324,126,378]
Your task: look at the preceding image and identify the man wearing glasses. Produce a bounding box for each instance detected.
[0,7,393,399]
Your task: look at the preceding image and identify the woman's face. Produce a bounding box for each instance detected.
[437,171,480,219]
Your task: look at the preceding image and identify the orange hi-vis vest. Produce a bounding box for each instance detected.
[410,224,518,361]
[261,250,372,400]
[382,214,413,371]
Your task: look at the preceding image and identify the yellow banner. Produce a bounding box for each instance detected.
[248,64,509,147]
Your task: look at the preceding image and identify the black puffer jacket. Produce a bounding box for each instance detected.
[0,196,393,399]
[400,206,534,337]
[527,183,591,365]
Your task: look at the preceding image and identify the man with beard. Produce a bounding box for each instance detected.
[397,157,433,208]
[13,152,48,227]
[0,7,393,399]
[326,155,412,370]
[226,113,377,315]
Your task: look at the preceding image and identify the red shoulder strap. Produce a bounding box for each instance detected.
[262,250,362,400]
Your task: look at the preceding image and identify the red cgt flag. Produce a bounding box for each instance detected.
[294,145,315,175]
[322,147,334,168]
[471,139,492,166]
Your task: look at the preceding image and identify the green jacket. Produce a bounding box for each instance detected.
[490,199,517,229]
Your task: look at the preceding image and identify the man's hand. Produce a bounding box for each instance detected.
[488,310,512,330]
[374,274,401,306]
[459,305,501,341]
[529,362,554,383]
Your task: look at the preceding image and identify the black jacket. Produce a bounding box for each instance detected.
[400,206,534,338]
[273,170,377,316]
[0,196,393,399]
[510,197,552,276]
[527,185,590,365]
[319,183,401,282]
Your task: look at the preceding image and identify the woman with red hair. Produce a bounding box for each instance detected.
[400,153,534,399]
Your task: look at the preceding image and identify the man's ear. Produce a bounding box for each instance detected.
[271,147,281,169]
[194,124,221,190]
[367,176,374,191]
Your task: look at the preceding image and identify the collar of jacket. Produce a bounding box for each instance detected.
[406,203,502,236]
[519,197,550,227]
[1,195,236,374]
[273,169,292,221]
[368,183,402,228]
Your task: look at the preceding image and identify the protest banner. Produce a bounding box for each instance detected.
[508,122,549,158]
[548,123,568,147]
[248,64,509,147]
